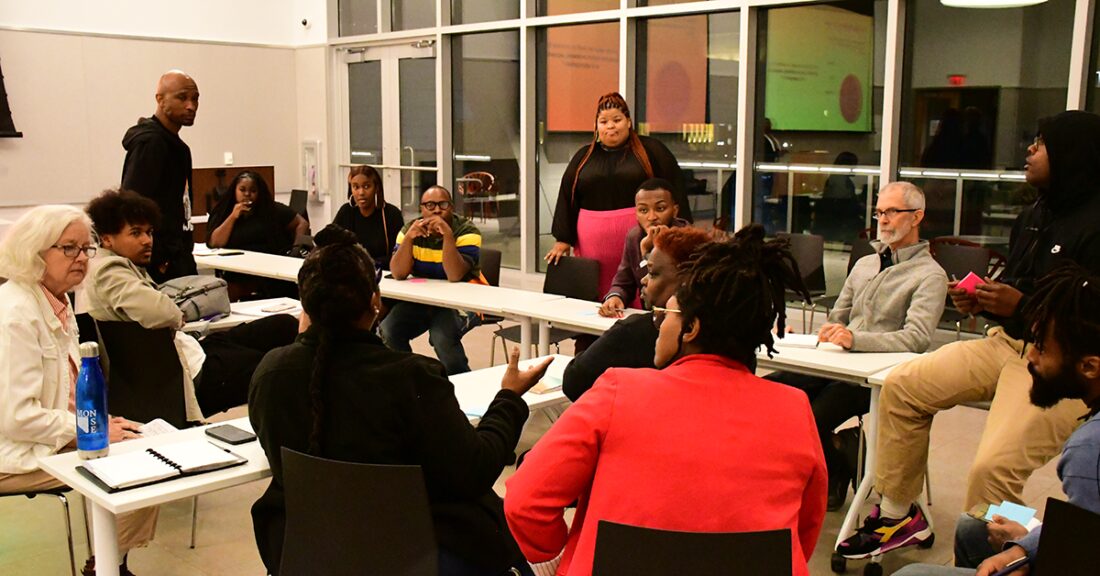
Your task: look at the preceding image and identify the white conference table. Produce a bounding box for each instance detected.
[181,297,301,333]
[194,245,565,357]
[450,354,571,419]
[501,297,645,356]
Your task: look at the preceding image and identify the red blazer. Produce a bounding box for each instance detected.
[505,354,827,576]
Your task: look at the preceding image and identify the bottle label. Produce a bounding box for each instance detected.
[77,409,99,434]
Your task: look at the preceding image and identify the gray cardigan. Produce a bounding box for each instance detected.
[828,239,947,353]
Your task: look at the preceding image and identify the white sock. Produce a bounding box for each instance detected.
[879,496,911,520]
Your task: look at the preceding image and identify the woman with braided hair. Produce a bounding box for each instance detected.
[546,92,691,297]
[507,225,828,576]
[249,224,551,576]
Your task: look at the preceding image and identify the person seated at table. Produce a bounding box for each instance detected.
[333,165,404,270]
[383,185,483,375]
[84,189,298,420]
[206,170,309,254]
[893,264,1100,576]
[249,225,552,576]
[597,178,688,317]
[505,225,828,576]
[0,205,157,576]
[767,181,947,511]
[563,226,712,401]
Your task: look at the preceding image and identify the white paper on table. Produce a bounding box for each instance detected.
[139,418,179,437]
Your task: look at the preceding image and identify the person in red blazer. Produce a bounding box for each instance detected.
[505,224,828,576]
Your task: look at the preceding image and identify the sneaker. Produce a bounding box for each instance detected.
[837,504,932,559]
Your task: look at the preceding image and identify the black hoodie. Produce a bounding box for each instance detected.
[121,116,194,277]
[995,110,1100,338]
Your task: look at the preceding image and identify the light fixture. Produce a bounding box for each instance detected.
[941,0,1047,7]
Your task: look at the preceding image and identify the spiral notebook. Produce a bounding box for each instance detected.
[77,440,247,492]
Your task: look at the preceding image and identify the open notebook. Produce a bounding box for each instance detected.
[78,440,247,492]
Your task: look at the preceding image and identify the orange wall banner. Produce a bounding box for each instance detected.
[643,15,708,133]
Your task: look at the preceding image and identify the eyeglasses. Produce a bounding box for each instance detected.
[419,201,452,211]
[651,305,682,327]
[872,208,919,221]
[50,244,97,259]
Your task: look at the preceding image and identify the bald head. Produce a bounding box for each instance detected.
[154,70,199,133]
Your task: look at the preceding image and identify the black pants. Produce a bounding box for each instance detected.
[765,371,870,483]
[193,314,298,415]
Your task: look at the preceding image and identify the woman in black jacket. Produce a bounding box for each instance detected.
[249,225,550,576]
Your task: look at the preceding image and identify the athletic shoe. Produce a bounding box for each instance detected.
[838,504,932,559]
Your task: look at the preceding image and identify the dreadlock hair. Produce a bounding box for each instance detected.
[570,92,655,208]
[296,224,380,454]
[674,224,810,369]
[346,165,391,254]
[1021,263,1100,369]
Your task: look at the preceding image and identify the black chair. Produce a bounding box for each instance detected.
[0,487,87,576]
[592,520,792,576]
[279,448,438,576]
[930,240,1002,339]
[777,232,828,332]
[289,189,309,222]
[491,256,600,364]
[480,247,502,288]
[94,321,187,428]
[815,237,876,314]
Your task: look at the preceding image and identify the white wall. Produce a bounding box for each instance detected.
[0,0,326,46]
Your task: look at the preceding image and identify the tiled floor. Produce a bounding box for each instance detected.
[0,316,1064,576]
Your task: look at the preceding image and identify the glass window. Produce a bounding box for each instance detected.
[537,0,618,17]
[753,1,884,250]
[339,0,378,36]
[452,0,519,25]
[348,61,383,164]
[452,31,521,269]
[399,58,438,215]
[536,22,620,272]
[1084,2,1100,114]
[636,11,740,229]
[898,0,1074,243]
[393,0,434,31]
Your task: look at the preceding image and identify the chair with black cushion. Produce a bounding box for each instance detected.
[490,256,600,364]
[592,520,792,576]
[930,239,1002,339]
[0,487,87,576]
[814,237,876,314]
[279,448,437,576]
[479,248,502,288]
[289,189,309,222]
[94,321,187,428]
[777,232,828,332]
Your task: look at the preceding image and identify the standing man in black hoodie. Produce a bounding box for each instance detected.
[839,110,1100,560]
[121,70,199,282]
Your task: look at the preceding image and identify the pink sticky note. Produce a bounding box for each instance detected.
[407,278,428,283]
[956,271,985,295]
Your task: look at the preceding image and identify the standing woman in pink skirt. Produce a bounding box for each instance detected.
[546,93,691,297]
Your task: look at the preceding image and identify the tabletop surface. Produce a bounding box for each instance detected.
[504,297,645,334]
[756,343,919,383]
[449,355,571,418]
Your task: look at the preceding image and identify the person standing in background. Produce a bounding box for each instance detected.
[121,70,199,283]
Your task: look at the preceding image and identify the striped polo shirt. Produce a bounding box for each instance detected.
[394,213,482,282]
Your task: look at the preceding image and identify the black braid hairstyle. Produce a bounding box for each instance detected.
[674,224,810,369]
[1021,263,1100,391]
[296,224,380,454]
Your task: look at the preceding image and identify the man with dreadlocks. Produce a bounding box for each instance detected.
[840,110,1100,561]
[893,264,1100,576]
[546,92,691,298]
[506,225,827,576]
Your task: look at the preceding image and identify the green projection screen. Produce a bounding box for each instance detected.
[765,5,873,132]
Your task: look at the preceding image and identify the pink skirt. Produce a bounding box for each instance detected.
[575,207,638,300]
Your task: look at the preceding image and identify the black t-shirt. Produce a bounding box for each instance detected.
[207,201,298,255]
[332,202,404,269]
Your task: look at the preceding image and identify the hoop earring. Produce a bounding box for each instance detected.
[349,195,357,208]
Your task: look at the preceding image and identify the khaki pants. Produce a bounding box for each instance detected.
[0,468,158,555]
[874,327,1086,510]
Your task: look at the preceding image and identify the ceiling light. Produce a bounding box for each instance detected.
[941,0,1047,7]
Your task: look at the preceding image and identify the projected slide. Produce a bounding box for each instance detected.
[546,21,619,132]
[765,5,873,132]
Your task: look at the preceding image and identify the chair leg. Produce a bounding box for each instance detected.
[189,496,198,549]
[489,334,497,366]
[925,463,933,507]
[56,493,77,576]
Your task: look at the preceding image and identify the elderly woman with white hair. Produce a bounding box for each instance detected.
[0,205,157,576]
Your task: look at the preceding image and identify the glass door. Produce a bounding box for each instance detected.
[343,42,437,221]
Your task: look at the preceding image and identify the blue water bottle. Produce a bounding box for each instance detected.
[76,342,109,459]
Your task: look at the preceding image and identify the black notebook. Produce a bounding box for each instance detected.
[77,440,247,492]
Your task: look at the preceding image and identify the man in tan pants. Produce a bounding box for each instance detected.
[839,110,1100,560]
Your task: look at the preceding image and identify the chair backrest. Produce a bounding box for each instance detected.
[592,520,792,576]
[930,241,993,282]
[457,171,496,197]
[94,321,187,428]
[777,232,827,295]
[931,236,1006,279]
[279,448,438,576]
[480,248,502,287]
[544,256,601,301]
[1034,497,1100,574]
[847,237,876,275]
[289,189,309,221]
